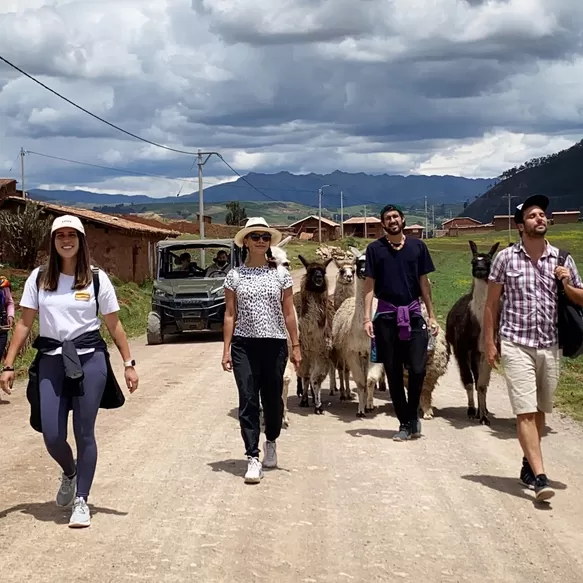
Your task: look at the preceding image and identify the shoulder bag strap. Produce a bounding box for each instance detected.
[91,267,101,316]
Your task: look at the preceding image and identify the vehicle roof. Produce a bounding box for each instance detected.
[157,238,234,249]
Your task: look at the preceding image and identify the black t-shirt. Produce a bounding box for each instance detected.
[364,236,435,306]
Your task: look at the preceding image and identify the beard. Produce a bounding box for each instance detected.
[524,223,547,238]
[383,223,403,236]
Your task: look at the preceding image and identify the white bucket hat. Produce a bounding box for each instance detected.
[234,217,283,248]
[51,214,86,235]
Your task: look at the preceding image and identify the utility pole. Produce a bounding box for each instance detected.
[20,147,25,198]
[502,193,517,245]
[424,196,428,239]
[318,184,330,243]
[364,205,368,239]
[340,190,344,239]
[431,204,435,238]
[196,149,220,266]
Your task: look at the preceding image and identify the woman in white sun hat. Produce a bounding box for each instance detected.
[0,215,138,528]
[222,217,301,484]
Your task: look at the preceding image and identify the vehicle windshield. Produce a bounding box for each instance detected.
[158,243,236,280]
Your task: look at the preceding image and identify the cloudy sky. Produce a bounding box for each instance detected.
[1,0,582,198]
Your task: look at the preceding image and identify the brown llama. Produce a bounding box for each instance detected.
[445,240,500,426]
[293,255,336,414]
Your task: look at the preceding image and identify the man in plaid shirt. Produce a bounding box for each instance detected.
[483,194,583,503]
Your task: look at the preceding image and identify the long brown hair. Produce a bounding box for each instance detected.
[39,231,93,291]
[241,244,277,268]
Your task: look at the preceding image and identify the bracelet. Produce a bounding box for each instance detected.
[292,343,300,347]
[2,365,14,372]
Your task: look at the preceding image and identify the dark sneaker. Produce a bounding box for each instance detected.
[410,419,422,438]
[393,424,412,441]
[520,457,536,490]
[534,474,555,502]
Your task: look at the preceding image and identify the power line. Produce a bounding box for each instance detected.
[216,154,279,202]
[0,54,202,156]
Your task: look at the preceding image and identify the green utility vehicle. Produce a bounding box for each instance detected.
[146,239,242,344]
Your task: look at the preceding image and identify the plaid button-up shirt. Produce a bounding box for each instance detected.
[489,241,583,348]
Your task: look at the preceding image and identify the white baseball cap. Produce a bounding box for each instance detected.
[51,215,86,235]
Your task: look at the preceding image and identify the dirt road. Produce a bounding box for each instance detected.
[1,267,583,582]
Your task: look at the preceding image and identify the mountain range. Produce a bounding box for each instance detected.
[28,170,494,210]
[463,140,583,223]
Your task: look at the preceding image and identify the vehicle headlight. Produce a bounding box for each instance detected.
[154,289,170,298]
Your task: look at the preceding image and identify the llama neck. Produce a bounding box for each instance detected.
[470,278,488,322]
[354,276,367,322]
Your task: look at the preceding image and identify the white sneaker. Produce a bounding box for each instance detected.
[244,457,263,484]
[263,440,278,469]
[69,497,91,528]
[56,472,76,507]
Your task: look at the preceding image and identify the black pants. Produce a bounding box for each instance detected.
[374,315,428,425]
[0,332,7,360]
[231,336,288,458]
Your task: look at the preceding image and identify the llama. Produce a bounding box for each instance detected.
[294,255,335,414]
[332,247,376,417]
[445,240,500,426]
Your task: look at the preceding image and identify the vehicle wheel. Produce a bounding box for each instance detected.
[147,312,164,345]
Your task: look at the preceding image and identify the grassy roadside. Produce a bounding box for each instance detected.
[287,225,583,421]
[1,267,152,377]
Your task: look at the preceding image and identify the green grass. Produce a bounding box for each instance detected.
[2,267,152,377]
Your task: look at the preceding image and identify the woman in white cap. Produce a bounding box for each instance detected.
[0,215,138,528]
[222,217,300,483]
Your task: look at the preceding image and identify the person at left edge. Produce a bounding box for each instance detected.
[0,215,139,529]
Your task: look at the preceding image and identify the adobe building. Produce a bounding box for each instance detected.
[342,216,384,239]
[441,217,482,230]
[288,215,340,241]
[403,223,425,239]
[0,193,179,283]
[493,215,519,231]
[551,211,580,224]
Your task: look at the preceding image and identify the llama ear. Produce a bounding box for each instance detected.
[469,240,478,256]
[324,257,333,269]
[277,235,292,248]
[349,246,362,259]
[298,254,309,269]
[489,242,500,256]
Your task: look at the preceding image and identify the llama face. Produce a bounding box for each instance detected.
[270,246,290,268]
[355,257,367,280]
[469,241,500,280]
[298,254,331,293]
[335,261,355,284]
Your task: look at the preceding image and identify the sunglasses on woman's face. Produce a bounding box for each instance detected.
[248,232,272,242]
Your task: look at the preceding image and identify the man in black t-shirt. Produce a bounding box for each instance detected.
[364,204,439,441]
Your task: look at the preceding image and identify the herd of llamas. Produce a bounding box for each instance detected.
[268,237,502,429]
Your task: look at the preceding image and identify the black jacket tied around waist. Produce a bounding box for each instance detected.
[26,330,125,433]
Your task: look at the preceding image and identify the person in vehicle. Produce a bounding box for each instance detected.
[177,252,205,276]
[221,217,301,484]
[206,250,231,277]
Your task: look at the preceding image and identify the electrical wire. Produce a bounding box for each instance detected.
[0,55,202,156]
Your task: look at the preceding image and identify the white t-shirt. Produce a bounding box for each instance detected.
[20,266,120,355]
[224,265,293,339]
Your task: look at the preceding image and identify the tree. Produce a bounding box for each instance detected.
[0,202,51,269]
[225,201,247,225]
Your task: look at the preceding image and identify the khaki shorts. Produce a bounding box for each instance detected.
[500,339,561,416]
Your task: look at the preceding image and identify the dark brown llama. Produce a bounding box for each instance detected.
[293,255,335,414]
[445,240,500,426]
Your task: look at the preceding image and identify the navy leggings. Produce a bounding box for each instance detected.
[39,351,107,501]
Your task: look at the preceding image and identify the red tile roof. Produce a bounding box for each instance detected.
[3,196,179,237]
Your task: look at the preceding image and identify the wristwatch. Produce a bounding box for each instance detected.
[123,359,136,368]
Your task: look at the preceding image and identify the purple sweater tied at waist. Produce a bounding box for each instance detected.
[376,298,422,341]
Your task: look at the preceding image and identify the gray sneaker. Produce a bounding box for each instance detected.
[263,440,277,469]
[56,472,77,507]
[411,419,422,438]
[69,497,91,528]
[393,424,412,441]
